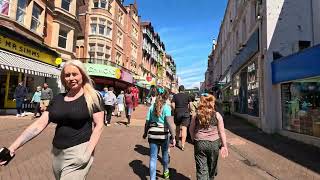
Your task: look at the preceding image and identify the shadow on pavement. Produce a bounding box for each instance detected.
[134,144,149,156]
[129,160,148,180]
[169,168,191,180]
[224,115,320,173]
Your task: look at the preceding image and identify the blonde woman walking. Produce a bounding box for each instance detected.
[0,60,105,180]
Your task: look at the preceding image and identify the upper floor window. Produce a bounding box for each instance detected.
[0,0,10,16]
[132,11,138,23]
[131,43,137,58]
[117,30,123,46]
[115,52,122,65]
[90,18,112,38]
[118,9,124,25]
[61,0,70,11]
[31,3,43,32]
[16,0,29,24]
[93,0,108,9]
[58,28,69,49]
[131,25,138,40]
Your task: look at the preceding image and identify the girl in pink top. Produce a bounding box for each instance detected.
[189,94,228,180]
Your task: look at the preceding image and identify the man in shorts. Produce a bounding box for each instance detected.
[171,85,191,151]
[40,83,53,111]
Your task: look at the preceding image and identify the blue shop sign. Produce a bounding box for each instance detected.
[231,30,259,75]
[272,44,320,84]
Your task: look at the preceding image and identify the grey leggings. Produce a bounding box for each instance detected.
[194,139,221,180]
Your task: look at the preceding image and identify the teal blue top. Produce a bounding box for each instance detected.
[146,104,171,125]
[31,91,41,103]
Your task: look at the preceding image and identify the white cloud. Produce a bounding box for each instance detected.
[167,44,208,55]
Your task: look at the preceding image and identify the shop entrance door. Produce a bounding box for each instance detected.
[0,71,7,108]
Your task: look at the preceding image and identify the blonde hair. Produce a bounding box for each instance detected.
[60,60,102,115]
[197,94,216,129]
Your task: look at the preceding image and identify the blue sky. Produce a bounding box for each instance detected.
[126,0,228,88]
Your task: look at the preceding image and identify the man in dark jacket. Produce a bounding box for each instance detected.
[13,81,28,117]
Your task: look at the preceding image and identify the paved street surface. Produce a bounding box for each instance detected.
[0,105,320,180]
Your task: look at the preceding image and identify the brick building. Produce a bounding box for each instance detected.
[0,0,84,113]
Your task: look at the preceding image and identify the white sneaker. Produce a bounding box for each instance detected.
[16,114,21,117]
[21,113,26,117]
[107,124,111,127]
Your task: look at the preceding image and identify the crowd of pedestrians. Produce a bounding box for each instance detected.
[1,60,229,180]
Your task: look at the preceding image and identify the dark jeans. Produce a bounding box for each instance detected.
[16,99,24,115]
[194,139,221,180]
[33,102,41,116]
[105,105,114,124]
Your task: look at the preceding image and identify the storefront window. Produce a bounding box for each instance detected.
[281,77,320,137]
[8,74,19,100]
[233,75,240,113]
[247,61,259,116]
[233,60,259,117]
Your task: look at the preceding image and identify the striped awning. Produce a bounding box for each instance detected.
[0,49,60,78]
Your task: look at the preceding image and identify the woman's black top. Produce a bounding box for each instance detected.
[48,93,103,149]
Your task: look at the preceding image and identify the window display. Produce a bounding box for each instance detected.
[232,60,260,117]
[247,62,259,116]
[281,78,320,137]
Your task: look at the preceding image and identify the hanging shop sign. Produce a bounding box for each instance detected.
[0,34,58,66]
[120,69,133,83]
[134,75,156,89]
[85,63,121,79]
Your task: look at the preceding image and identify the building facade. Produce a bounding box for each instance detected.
[0,0,83,113]
[77,0,142,92]
[209,0,320,147]
[139,22,164,89]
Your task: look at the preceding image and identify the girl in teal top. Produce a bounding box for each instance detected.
[143,87,176,180]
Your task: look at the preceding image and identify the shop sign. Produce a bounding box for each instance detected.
[85,63,121,79]
[134,75,156,89]
[0,0,9,16]
[120,69,133,83]
[0,35,58,66]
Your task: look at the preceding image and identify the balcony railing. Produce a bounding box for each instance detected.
[77,58,133,75]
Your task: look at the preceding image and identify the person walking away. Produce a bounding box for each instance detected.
[100,87,108,97]
[13,81,28,117]
[124,88,135,127]
[104,87,116,126]
[116,91,125,117]
[31,86,42,118]
[0,60,105,180]
[171,85,191,151]
[40,82,53,112]
[132,86,139,110]
[143,88,176,180]
[189,93,228,180]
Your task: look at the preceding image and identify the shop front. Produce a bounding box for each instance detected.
[134,75,156,103]
[231,29,260,125]
[85,63,134,95]
[272,45,320,144]
[0,29,61,112]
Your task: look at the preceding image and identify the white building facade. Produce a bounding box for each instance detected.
[211,0,320,147]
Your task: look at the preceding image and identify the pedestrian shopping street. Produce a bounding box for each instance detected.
[0,105,319,180]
